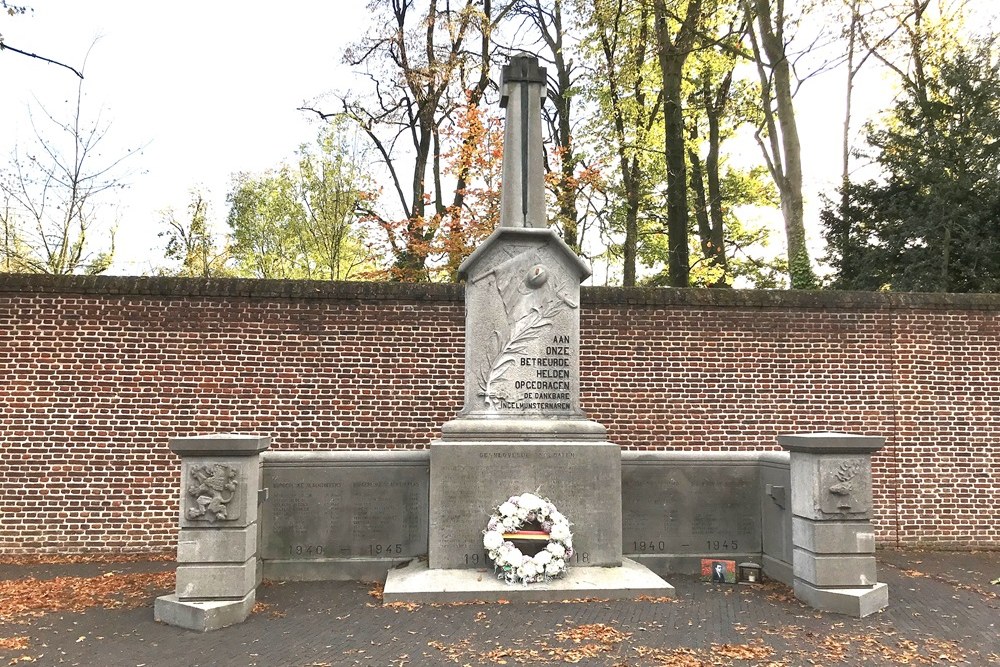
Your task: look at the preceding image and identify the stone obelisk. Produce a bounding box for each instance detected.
[498,53,547,230]
[441,53,605,441]
[428,53,622,570]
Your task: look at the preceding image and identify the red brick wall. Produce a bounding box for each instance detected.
[1,276,997,553]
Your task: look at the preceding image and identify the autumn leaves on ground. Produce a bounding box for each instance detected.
[360,581,989,667]
[0,555,997,666]
[0,553,174,663]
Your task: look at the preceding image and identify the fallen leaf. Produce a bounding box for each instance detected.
[555,623,631,645]
[0,637,29,651]
[368,583,384,602]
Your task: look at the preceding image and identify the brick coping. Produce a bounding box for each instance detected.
[2,273,999,311]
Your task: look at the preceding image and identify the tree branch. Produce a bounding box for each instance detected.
[297,105,339,121]
[0,42,84,79]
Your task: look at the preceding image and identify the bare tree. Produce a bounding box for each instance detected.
[0,70,132,274]
[1,2,84,78]
[508,0,587,249]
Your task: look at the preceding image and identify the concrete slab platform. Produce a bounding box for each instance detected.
[382,557,674,604]
[793,579,889,618]
[153,591,255,632]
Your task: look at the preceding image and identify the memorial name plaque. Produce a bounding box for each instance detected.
[260,455,428,568]
[622,459,761,560]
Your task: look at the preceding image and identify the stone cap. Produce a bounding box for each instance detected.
[169,434,271,457]
[262,449,429,465]
[500,53,547,108]
[777,432,885,454]
[458,227,591,281]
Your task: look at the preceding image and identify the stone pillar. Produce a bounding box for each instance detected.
[778,432,888,618]
[499,53,547,229]
[154,434,270,632]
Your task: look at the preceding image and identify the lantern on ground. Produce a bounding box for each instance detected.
[738,562,762,584]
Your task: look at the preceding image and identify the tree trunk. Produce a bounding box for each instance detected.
[654,0,702,288]
[747,0,816,288]
[689,148,713,261]
[623,157,640,287]
[551,0,579,250]
[704,74,730,284]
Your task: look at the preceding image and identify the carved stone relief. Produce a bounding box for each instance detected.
[185,463,240,521]
[818,457,870,516]
[470,244,577,411]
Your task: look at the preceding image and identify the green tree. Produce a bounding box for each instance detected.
[682,2,784,288]
[822,42,1000,292]
[654,0,703,288]
[225,125,373,280]
[158,189,230,278]
[585,0,665,286]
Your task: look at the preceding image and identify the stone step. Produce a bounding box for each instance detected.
[382,557,675,604]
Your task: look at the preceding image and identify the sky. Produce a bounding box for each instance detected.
[1,1,969,279]
[2,1,366,274]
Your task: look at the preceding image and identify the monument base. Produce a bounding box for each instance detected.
[429,440,622,569]
[762,554,794,586]
[263,557,411,582]
[793,579,889,618]
[441,416,607,441]
[154,591,255,632]
[383,557,674,604]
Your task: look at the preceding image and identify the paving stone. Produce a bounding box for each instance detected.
[0,549,996,666]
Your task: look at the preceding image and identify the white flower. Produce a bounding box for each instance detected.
[520,561,538,579]
[518,493,544,511]
[533,550,552,566]
[550,523,571,541]
[550,510,565,523]
[483,530,504,550]
[515,506,530,521]
[488,550,498,561]
[501,517,518,531]
[545,560,563,576]
[498,501,517,517]
[504,550,523,568]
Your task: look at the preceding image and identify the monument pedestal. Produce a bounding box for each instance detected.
[155,434,269,632]
[428,439,623,569]
[779,432,888,618]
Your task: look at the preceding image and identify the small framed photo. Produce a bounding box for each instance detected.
[701,559,737,584]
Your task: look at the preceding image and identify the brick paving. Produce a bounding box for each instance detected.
[0,549,997,666]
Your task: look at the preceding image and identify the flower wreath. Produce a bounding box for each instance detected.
[483,492,573,585]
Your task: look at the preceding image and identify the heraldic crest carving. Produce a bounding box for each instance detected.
[185,463,239,521]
